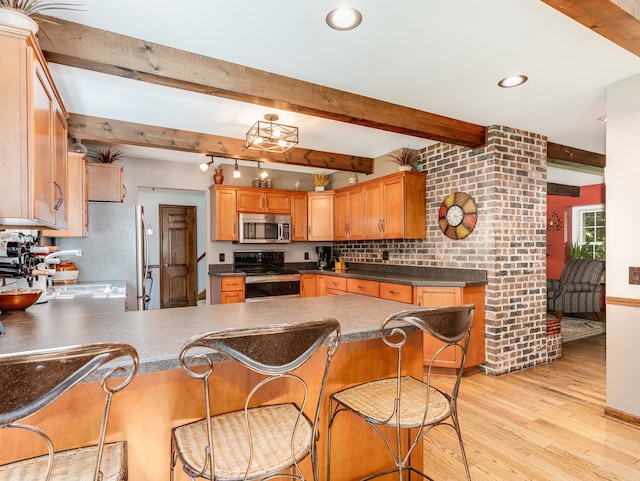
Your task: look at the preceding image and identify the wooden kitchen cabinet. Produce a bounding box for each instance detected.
[210,185,238,241]
[414,285,485,372]
[325,275,347,296]
[347,278,380,297]
[0,25,69,229]
[379,282,413,304]
[307,191,334,241]
[362,172,426,240]
[290,192,308,241]
[210,276,245,304]
[87,163,124,202]
[334,186,364,241]
[41,153,87,237]
[236,187,291,214]
[300,274,317,297]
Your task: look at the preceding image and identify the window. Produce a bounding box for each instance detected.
[572,204,605,260]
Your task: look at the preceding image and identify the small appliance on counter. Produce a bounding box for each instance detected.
[316,246,333,270]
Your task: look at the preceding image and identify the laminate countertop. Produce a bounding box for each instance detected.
[0,295,414,376]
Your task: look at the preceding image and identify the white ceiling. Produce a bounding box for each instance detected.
[45,0,640,185]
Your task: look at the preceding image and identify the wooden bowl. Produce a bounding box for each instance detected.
[0,289,43,313]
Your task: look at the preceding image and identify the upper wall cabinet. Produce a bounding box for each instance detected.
[87,163,125,202]
[0,25,69,229]
[210,185,238,241]
[236,187,291,214]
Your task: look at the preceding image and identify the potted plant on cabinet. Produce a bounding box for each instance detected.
[312,172,331,191]
[386,147,419,171]
[0,0,82,33]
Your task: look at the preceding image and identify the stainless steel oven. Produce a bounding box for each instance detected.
[233,250,300,302]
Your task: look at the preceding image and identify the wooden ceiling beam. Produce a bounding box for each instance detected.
[541,0,640,57]
[547,142,606,168]
[67,114,374,174]
[37,16,487,149]
[547,182,581,197]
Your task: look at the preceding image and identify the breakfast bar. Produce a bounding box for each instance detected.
[0,295,424,481]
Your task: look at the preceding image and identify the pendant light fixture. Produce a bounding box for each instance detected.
[233,159,241,178]
[246,114,298,153]
[258,161,268,179]
[69,138,88,154]
[200,154,215,172]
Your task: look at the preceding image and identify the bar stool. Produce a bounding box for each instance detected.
[0,343,139,481]
[170,319,341,481]
[327,305,475,481]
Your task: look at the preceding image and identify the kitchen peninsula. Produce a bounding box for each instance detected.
[0,294,425,481]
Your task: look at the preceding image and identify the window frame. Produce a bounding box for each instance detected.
[571,203,605,260]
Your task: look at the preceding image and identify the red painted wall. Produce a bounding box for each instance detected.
[547,183,605,279]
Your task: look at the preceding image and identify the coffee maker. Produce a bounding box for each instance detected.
[316,246,332,270]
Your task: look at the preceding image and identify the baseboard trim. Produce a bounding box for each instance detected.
[604,406,640,427]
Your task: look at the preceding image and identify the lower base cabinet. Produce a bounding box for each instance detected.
[415,285,485,372]
[210,276,245,304]
[301,274,486,373]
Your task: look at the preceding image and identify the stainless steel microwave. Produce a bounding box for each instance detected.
[238,213,291,243]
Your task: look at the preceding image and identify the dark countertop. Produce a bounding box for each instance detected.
[208,262,487,287]
[0,295,414,376]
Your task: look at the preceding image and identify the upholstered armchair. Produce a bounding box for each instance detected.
[547,258,605,321]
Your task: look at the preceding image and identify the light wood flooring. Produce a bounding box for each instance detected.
[423,335,640,480]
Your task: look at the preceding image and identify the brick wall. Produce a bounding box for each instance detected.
[335,126,549,374]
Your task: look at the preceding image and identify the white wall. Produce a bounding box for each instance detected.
[605,73,640,416]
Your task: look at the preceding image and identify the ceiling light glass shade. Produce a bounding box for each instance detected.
[498,75,528,88]
[257,161,269,179]
[326,7,363,30]
[246,114,298,153]
[200,161,211,172]
[69,138,88,154]
[233,159,241,178]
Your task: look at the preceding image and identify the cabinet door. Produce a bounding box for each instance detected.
[290,193,307,241]
[364,182,384,239]
[221,290,245,304]
[212,187,237,241]
[382,176,404,239]
[87,164,124,202]
[33,60,56,227]
[334,191,349,241]
[316,275,327,296]
[348,187,365,240]
[415,287,463,367]
[236,190,264,212]
[308,192,334,241]
[300,274,317,297]
[264,191,291,214]
[41,153,87,237]
[52,104,68,228]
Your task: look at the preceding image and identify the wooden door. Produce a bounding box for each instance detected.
[160,204,197,309]
[264,191,291,214]
[236,189,264,212]
[300,274,317,297]
[212,187,237,240]
[307,192,334,241]
[334,191,349,240]
[52,104,68,228]
[33,60,55,226]
[348,187,365,240]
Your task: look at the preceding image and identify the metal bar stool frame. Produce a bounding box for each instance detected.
[170,318,341,481]
[327,305,475,481]
[0,342,139,481]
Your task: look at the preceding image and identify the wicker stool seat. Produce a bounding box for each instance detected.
[0,442,127,481]
[327,306,475,481]
[173,404,312,480]
[0,343,139,481]
[170,319,341,481]
[332,376,450,428]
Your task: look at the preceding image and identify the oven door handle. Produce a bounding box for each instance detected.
[244,274,301,284]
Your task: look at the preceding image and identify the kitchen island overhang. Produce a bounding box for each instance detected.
[0,295,427,481]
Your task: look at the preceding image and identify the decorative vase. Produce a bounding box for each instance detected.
[349,174,358,185]
[213,168,224,184]
[0,9,39,33]
[398,165,413,172]
[315,186,325,191]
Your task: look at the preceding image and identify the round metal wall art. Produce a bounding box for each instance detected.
[438,192,478,240]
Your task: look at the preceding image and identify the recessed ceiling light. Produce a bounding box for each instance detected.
[498,75,528,88]
[326,7,362,31]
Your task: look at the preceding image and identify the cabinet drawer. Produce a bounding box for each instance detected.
[347,278,380,297]
[221,277,244,292]
[325,276,347,292]
[379,282,413,303]
[326,288,348,296]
